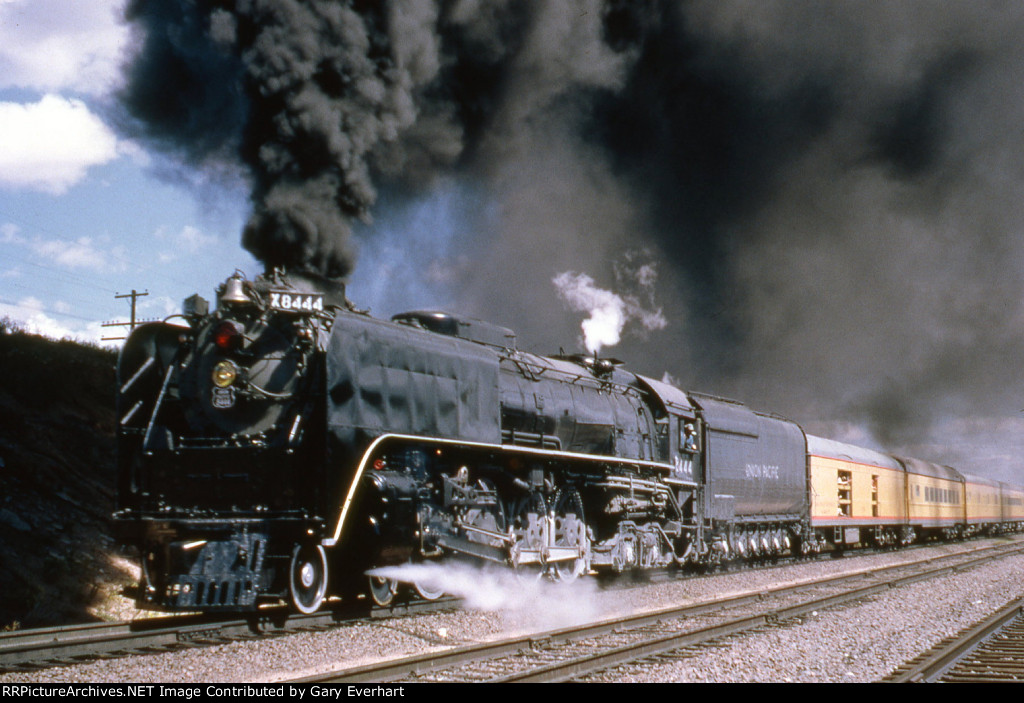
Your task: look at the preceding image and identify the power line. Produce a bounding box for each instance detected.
[3,280,114,317]
[1,253,120,295]
[0,207,215,291]
[0,295,102,324]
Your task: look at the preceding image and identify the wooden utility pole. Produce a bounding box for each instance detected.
[102,289,154,341]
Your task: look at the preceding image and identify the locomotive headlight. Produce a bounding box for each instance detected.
[212,360,238,388]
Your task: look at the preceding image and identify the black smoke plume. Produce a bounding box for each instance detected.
[119,1,1024,479]
[121,0,465,277]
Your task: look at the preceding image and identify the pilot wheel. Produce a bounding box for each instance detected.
[289,544,329,614]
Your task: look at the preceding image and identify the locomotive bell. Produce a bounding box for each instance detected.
[220,274,250,305]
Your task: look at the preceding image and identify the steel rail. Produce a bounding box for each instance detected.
[0,597,457,671]
[494,544,1024,683]
[6,539,1021,674]
[887,596,1024,682]
[298,540,1024,683]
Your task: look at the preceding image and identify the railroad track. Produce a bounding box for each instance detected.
[296,540,1024,683]
[886,596,1024,682]
[5,538,1021,677]
[0,596,457,673]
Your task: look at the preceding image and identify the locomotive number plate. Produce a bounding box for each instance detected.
[269,291,324,313]
[211,387,236,409]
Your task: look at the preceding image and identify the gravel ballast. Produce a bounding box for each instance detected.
[4,537,1023,684]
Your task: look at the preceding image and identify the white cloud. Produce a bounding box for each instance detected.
[31,237,105,269]
[145,295,180,319]
[0,95,121,194]
[0,0,129,95]
[155,225,219,262]
[177,225,218,253]
[3,220,128,273]
[1,223,23,243]
[0,296,113,346]
[1,296,70,338]
[29,235,127,273]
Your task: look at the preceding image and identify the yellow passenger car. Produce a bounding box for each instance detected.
[963,473,1001,535]
[999,481,1024,526]
[807,435,906,546]
[897,456,964,539]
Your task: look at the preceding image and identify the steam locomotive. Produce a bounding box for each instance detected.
[113,269,1024,613]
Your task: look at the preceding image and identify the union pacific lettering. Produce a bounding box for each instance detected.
[745,464,780,480]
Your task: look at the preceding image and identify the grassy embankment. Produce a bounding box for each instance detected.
[0,320,139,628]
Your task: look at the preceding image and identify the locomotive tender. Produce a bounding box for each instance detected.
[113,270,1024,613]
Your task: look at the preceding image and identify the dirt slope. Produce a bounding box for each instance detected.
[0,321,137,628]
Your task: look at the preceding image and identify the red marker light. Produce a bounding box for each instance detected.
[213,321,243,351]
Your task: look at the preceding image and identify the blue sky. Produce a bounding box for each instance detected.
[0,0,263,345]
[0,0,472,345]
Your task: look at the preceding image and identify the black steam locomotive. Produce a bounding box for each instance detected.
[111,269,836,612]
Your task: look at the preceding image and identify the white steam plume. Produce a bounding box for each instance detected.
[553,267,667,354]
[367,562,606,631]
